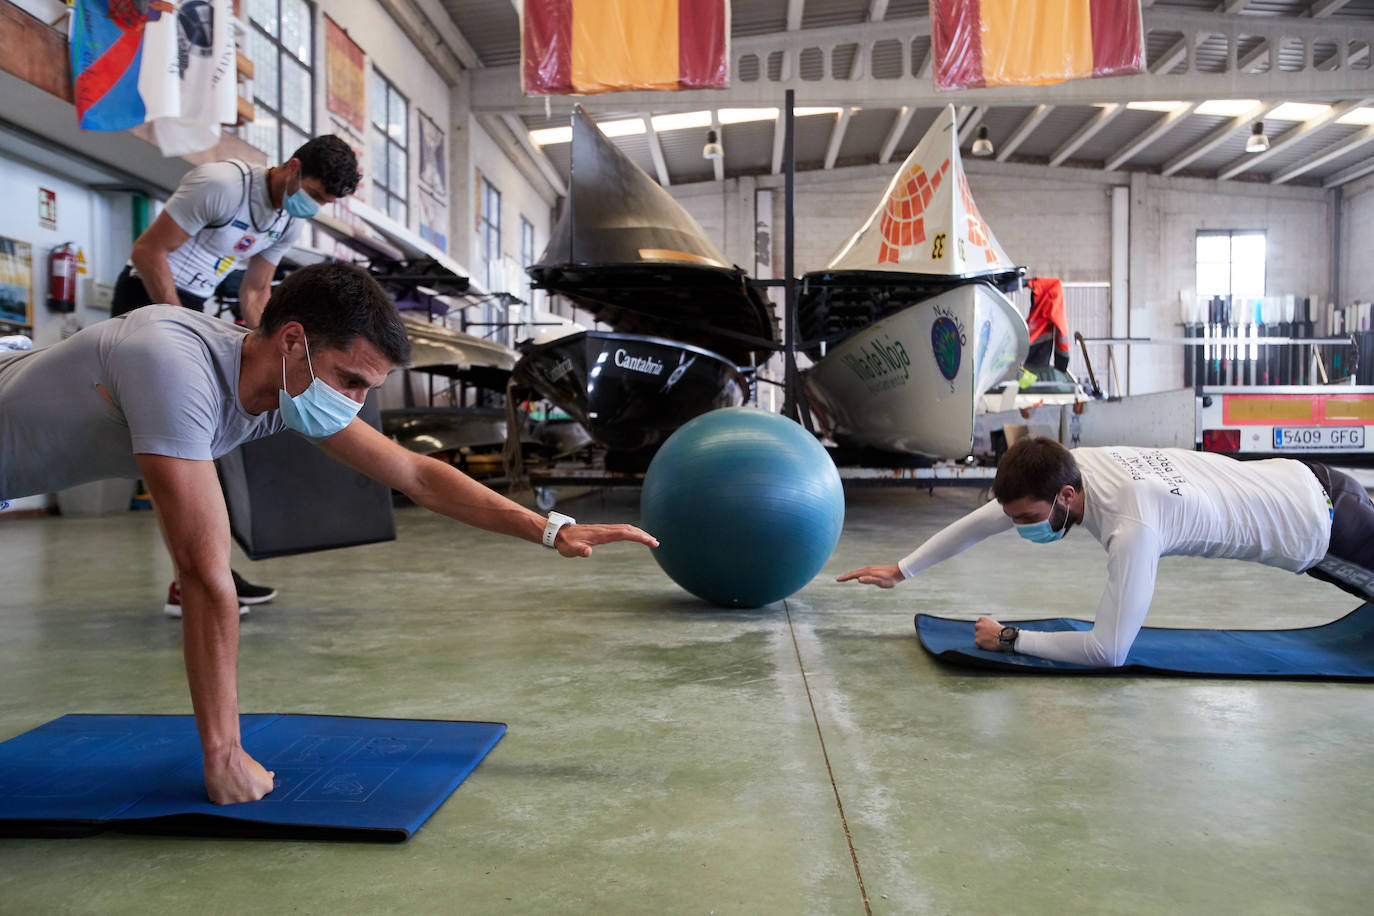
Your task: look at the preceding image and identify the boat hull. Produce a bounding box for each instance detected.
[513,331,748,452]
[802,283,1028,459]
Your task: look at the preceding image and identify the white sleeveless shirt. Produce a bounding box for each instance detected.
[136,160,304,298]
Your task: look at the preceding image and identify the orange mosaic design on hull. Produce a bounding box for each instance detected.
[877,158,949,263]
[957,171,998,266]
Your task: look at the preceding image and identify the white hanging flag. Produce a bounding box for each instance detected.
[145,0,238,157]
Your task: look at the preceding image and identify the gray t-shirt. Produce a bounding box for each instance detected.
[0,306,285,501]
[136,160,304,298]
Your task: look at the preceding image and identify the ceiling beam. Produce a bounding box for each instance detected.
[957,106,986,145]
[642,114,670,188]
[1322,154,1374,188]
[1239,0,1352,72]
[1049,103,1122,166]
[771,114,786,175]
[1161,101,1280,176]
[1218,98,1368,179]
[1310,0,1352,16]
[474,11,1374,115]
[879,106,915,163]
[824,108,853,169]
[786,0,805,31]
[995,104,1052,162]
[1222,0,1252,11]
[1273,124,1374,183]
[1105,103,1199,171]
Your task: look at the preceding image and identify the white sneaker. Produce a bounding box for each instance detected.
[163,581,250,618]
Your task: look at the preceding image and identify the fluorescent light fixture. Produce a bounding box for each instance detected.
[1195,99,1260,117]
[795,107,845,117]
[598,117,647,138]
[1337,107,1374,126]
[1267,102,1330,122]
[1126,101,1186,112]
[718,108,779,124]
[651,110,713,132]
[530,126,572,146]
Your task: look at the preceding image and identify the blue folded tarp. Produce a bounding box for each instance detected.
[915,602,1374,680]
[0,713,506,841]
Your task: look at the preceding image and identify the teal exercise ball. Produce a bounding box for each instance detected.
[641,407,845,608]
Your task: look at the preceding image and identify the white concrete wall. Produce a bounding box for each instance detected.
[669,161,1333,394]
[313,0,452,248]
[1341,174,1374,304]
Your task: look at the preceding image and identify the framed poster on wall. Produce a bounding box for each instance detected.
[418,110,446,195]
[0,236,34,327]
[325,15,366,135]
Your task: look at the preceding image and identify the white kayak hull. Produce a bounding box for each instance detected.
[802,283,1028,458]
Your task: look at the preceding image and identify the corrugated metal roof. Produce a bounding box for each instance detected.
[732,0,790,37]
[440,0,519,68]
[801,0,870,30]
[836,107,898,163]
[1131,114,1232,168]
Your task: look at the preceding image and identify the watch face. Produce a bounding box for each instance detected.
[999,627,1017,642]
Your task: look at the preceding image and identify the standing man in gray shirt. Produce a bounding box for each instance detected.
[112,134,361,613]
[0,261,658,805]
[112,134,359,328]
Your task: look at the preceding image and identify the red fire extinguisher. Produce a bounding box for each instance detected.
[47,242,77,313]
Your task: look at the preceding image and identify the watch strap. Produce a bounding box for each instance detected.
[542,511,575,548]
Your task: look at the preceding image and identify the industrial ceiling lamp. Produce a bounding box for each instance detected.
[1246,121,1269,153]
[702,128,724,160]
[971,125,994,157]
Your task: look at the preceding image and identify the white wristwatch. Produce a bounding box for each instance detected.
[542,511,576,548]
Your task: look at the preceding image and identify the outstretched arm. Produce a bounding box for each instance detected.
[319,417,658,554]
[137,453,275,804]
[838,497,1012,587]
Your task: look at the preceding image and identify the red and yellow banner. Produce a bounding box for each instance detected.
[522,0,729,95]
[931,0,1144,90]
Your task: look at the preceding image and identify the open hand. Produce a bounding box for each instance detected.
[974,616,1005,651]
[836,564,905,588]
[203,745,275,805]
[555,523,658,558]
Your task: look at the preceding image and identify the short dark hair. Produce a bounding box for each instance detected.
[993,437,1082,505]
[290,135,360,198]
[259,262,410,365]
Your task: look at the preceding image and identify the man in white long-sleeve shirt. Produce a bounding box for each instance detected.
[839,438,1374,667]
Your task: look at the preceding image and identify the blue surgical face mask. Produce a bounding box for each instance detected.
[279,337,361,439]
[1016,494,1070,544]
[284,187,320,219]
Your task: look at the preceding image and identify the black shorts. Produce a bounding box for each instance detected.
[110,265,206,317]
[1303,462,1374,600]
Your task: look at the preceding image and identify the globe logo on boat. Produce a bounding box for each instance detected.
[931,316,962,380]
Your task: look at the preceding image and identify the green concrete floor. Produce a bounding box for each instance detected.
[1,487,1371,915]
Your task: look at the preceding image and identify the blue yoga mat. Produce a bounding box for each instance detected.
[0,714,506,841]
[915,602,1374,680]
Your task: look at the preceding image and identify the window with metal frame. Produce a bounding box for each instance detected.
[242,0,314,165]
[1196,230,1266,300]
[370,68,409,224]
[519,215,536,306]
[480,179,502,293]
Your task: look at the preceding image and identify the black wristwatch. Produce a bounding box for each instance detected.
[998,626,1020,652]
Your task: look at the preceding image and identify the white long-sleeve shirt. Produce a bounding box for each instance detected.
[898,447,1332,666]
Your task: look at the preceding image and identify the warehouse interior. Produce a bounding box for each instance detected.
[1,1,1373,912]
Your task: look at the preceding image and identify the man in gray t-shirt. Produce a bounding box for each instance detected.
[112,135,360,327]
[1,262,658,806]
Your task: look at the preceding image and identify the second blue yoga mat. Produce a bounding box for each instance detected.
[916,602,1374,680]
